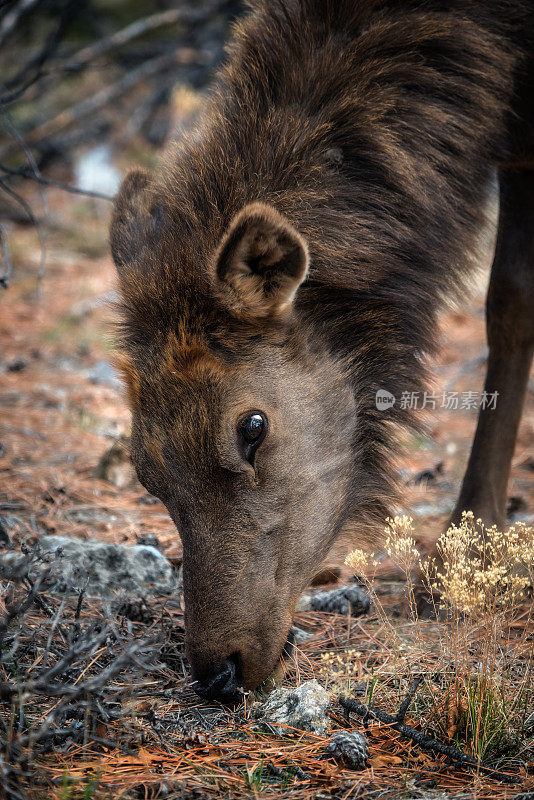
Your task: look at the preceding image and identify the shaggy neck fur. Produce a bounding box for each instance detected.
[115,0,531,530]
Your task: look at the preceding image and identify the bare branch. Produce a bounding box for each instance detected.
[0,0,42,49]
[0,163,114,201]
[0,49,208,160]
[0,222,12,288]
[0,177,46,293]
[64,8,189,72]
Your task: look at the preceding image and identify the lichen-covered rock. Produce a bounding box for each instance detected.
[295,593,313,612]
[291,624,313,644]
[0,536,180,597]
[252,680,329,735]
[324,730,369,769]
[309,585,370,616]
[0,550,27,579]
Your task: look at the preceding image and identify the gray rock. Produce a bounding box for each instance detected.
[70,290,119,320]
[295,593,313,612]
[291,625,313,644]
[87,360,122,390]
[252,680,330,735]
[0,516,10,547]
[396,787,451,800]
[309,585,370,616]
[75,145,121,197]
[324,730,369,769]
[0,550,28,579]
[0,536,180,597]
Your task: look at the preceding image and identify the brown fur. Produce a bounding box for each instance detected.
[110,0,534,692]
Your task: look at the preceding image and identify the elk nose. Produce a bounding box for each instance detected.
[193,656,242,704]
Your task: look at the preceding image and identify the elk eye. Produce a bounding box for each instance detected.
[239,412,267,464]
[241,413,264,442]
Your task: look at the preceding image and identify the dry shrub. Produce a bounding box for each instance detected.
[346,513,534,762]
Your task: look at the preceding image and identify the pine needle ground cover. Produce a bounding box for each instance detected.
[1,197,534,800]
[1,518,533,800]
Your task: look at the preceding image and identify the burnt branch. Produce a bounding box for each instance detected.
[2,0,78,95]
[0,222,12,287]
[0,572,174,797]
[15,50,190,152]
[63,8,191,72]
[339,695,521,785]
[396,675,423,723]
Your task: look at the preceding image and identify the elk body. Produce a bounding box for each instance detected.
[110,0,534,702]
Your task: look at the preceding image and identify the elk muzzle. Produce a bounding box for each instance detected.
[183,556,297,702]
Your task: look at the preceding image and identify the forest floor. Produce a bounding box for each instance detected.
[1,185,533,800]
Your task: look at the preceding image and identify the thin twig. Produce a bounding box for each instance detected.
[0,0,42,48]
[0,221,12,287]
[1,106,48,226]
[0,49,207,159]
[3,0,78,92]
[63,8,189,72]
[0,177,46,294]
[0,163,115,201]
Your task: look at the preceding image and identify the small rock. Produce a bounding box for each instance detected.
[136,533,162,550]
[75,144,121,197]
[252,680,329,735]
[0,551,28,578]
[70,290,119,321]
[87,359,122,390]
[0,517,10,548]
[295,593,313,612]
[310,585,370,616]
[507,495,528,518]
[116,597,154,623]
[324,730,369,769]
[291,625,313,644]
[7,358,28,372]
[410,462,444,486]
[137,493,160,506]
[94,435,138,489]
[411,500,453,517]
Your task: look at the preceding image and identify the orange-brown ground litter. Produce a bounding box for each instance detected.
[1,189,533,799]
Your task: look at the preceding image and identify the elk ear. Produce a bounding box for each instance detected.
[110,168,166,278]
[214,202,309,317]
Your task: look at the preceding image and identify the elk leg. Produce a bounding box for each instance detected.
[450,169,534,529]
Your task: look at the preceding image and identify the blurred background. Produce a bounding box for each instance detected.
[0,0,243,289]
[0,0,248,558]
[0,0,532,565]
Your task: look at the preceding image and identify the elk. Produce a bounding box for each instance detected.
[110,0,534,702]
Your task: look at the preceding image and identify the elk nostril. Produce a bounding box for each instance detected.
[193,654,243,704]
